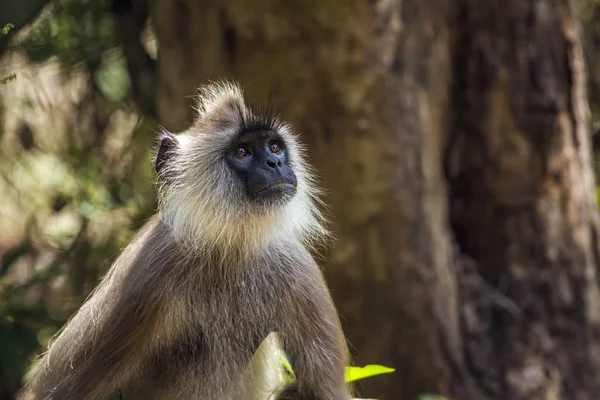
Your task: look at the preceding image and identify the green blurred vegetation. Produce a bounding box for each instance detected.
[0,1,156,397]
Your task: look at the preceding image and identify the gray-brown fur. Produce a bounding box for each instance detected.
[20,81,351,400]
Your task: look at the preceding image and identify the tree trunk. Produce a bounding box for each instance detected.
[448,1,600,399]
[150,0,600,399]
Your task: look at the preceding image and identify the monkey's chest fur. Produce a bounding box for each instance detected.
[117,238,300,399]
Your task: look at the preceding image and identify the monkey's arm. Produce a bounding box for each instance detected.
[22,282,162,400]
[20,219,182,400]
[277,250,352,400]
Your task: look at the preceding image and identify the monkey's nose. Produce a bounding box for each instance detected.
[265,158,282,169]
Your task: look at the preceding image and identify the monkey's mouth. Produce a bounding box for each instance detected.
[257,179,297,194]
[258,177,296,190]
[254,179,297,202]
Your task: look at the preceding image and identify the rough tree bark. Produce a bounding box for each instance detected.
[149,0,600,399]
[448,1,600,399]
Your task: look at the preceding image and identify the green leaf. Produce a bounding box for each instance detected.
[1,73,16,84]
[1,23,14,36]
[279,354,295,378]
[279,352,296,380]
[344,364,395,383]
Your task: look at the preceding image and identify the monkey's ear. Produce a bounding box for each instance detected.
[155,131,178,183]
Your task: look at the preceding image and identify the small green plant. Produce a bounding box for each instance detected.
[279,353,395,399]
[344,364,395,383]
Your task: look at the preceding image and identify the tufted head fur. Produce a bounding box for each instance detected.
[155,81,329,261]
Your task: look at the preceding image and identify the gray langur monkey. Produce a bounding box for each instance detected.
[19,81,352,400]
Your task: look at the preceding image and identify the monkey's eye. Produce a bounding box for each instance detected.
[234,145,251,158]
[269,141,281,154]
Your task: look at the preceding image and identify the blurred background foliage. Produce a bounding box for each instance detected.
[0,0,157,397]
[0,0,600,398]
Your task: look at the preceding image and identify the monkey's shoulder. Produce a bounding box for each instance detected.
[105,217,194,287]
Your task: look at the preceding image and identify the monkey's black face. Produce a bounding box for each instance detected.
[225,130,298,206]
